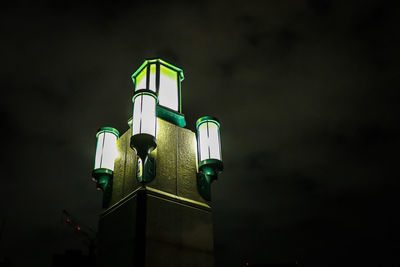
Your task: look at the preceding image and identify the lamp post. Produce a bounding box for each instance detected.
[130,89,158,183]
[131,58,185,127]
[130,59,186,183]
[196,116,223,201]
[92,127,119,207]
[93,59,223,267]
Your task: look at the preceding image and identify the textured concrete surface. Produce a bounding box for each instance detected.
[98,189,213,267]
[98,118,214,267]
[107,118,208,209]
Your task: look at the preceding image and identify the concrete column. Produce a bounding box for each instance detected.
[97,119,214,267]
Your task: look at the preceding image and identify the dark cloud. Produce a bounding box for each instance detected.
[1,1,400,266]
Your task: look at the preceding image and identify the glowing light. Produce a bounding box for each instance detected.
[136,67,146,91]
[197,119,222,162]
[131,59,184,113]
[132,93,157,137]
[149,64,156,92]
[159,64,178,111]
[94,128,119,172]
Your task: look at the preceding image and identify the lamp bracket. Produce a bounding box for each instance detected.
[137,155,156,183]
[197,172,217,201]
[91,171,113,208]
[196,160,223,201]
[130,134,157,161]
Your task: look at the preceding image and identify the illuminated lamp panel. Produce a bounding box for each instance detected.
[198,122,222,162]
[132,94,157,137]
[94,131,118,171]
[135,68,147,91]
[158,65,179,112]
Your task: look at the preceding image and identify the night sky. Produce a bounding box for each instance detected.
[1,1,400,266]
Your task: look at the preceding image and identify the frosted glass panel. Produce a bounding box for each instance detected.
[101,132,118,171]
[136,68,147,91]
[208,123,221,160]
[132,94,156,137]
[132,96,142,136]
[149,64,157,92]
[141,95,156,135]
[94,133,104,169]
[159,65,178,111]
[94,132,118,171]
[198,121,221,161]
[198,123,209,161]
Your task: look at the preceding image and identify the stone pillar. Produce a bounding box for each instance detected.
[97,118,214,267]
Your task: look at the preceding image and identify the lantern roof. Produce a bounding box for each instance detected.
[131,58,184,84]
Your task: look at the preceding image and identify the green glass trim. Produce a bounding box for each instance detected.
[127,117,133,127]
[96,127,119,139]
[178,71,182,113]
[132,89,159,103]
[132,58,184,84]
[196,116,220,130]
[131,61,148,84]
[199,159,224,173]
[92,168,113,179]
[157,105,186,127]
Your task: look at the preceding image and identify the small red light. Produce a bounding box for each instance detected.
[66,218,70,223]
[77,226,81,231]
[296,260,299,265]
[245,262,249,266]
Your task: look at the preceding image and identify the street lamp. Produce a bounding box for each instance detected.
[131,58,186,127]
[130,89,158,183]
[196,116,223,201]
[130,58,185,183]
[92,127,119,192]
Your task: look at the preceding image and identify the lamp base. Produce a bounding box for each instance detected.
[92,169,114,208]
[130,133,157,161]
[197,159,223,201]
[199,159,223,174]
[97,187,214,267]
